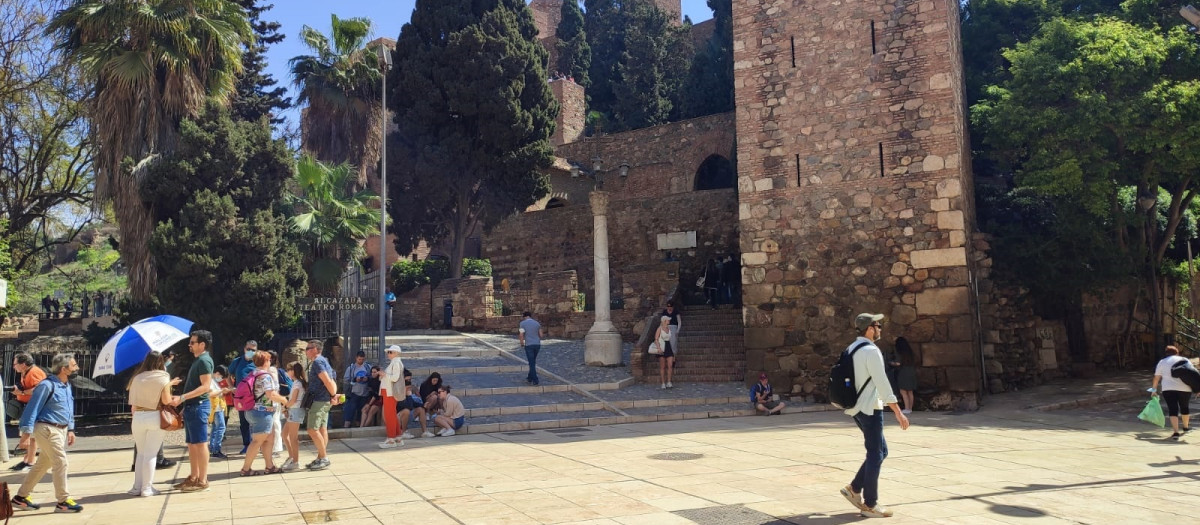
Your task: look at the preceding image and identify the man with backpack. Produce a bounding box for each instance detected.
[834,313,910,519]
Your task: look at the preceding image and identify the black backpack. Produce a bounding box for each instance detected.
[829,341,873,409]
[1171,359,1200,392]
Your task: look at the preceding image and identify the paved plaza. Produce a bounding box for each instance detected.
[0,382,1193,525]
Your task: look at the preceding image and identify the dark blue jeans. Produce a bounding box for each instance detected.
[851,410,888,508]
[524,344,540,384]
[344,393,368,426]
[239,410,250,449]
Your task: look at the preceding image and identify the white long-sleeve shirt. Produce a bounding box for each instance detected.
[843,337,898,417]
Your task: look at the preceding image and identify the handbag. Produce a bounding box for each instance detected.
[301,391,315,409]
[159,402,183,431]
[0,481,11,524]
[648,341,663,355]
[695,275,705,288]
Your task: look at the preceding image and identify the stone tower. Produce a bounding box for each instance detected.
[529,0,564,39]
[732,0,980,408]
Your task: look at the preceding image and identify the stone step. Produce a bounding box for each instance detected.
[403,348,501,358]
[462,391,608,417]
[677,335,744,343]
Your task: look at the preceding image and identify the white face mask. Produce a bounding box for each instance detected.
[244,350,254,360]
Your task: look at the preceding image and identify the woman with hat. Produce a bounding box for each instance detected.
[379,345,405,448]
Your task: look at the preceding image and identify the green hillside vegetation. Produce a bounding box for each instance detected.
[11,241,127,316]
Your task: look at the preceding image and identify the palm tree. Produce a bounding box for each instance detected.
[288,155,382,292]
[44,0,251,304]
[289,14,385,187]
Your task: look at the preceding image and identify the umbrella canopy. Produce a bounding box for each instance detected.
[93,315,194,378]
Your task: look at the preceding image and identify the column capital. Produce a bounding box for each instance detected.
[589,190,610,216]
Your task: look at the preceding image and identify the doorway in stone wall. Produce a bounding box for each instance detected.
[694,154,735,191]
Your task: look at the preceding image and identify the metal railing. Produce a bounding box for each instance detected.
[2,344,132,419]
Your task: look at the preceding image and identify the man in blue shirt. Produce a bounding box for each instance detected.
[518,312,545,386]
[229,340,258,454]
[11,353,82,513]
[750,373,786,415]
[385,291,396,330]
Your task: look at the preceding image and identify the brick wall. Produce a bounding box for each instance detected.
[483,188,739,310]
[550,79,585,146]
[733,0,980,408]
[393,284,432,329]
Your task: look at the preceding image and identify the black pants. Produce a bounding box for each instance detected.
[239,410,251,448]
[1163,390,1191,417]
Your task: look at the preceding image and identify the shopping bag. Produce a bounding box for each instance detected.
[1137,396,1166,428]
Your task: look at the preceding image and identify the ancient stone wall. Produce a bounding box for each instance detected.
[733,0,980,408]
[550,79,586,146]
[483,188,739,310]
[393,284,432,330]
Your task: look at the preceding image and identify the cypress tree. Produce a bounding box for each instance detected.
[683,0,733,118]
[387,0,557,278]
[584,0,622,118]
[609,1,691,131]
[231,0,291,124]
[556,0,591,88]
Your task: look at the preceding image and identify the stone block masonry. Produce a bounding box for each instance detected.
[733,0,980,408]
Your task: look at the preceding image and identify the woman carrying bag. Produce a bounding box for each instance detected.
[127,351,181,497]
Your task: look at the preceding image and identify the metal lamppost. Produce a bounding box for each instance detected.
[377,43,393,358]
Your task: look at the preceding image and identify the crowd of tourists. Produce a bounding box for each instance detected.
[38,291,117,320]
[3,333,468,512]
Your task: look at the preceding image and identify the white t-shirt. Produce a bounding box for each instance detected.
[1156,355,1193,392]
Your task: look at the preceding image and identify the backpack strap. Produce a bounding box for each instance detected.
[848,341,874,397]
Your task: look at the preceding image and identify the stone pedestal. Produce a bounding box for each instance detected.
[585,191,623,366]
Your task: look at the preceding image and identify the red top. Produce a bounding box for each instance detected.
[17,366,47,403]
[220,378,234,407]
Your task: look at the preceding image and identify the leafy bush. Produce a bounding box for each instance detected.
[390,258,492,294]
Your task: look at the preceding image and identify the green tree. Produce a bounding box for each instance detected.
[146,103,306,349]
[682,0,733,118]
[0,0,94,274]
[555,0,591,88]
[972,14,1200,357]
[387,0,556,279]
[584,0,622,118]
[231,0,292,124]
[44,0,251,305]
[287,155,381,291]
[289,14,385,185]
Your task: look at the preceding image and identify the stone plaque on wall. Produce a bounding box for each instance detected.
[656,231,697,250]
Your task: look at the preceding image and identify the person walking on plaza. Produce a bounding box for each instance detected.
[519,312,544,386]
[238,351,289,476]
[305,340,339,470]
[9,352,47,473]
[380,345,405,448]
[839,313,910,519]
[10,353,82,513]
[1152,345,1194,440]
[173,329,216,492]
[127,351,180,497]
[343,351,372,428]
[229,341,257,455]
[655,315,676,389]
[281,363,307,471]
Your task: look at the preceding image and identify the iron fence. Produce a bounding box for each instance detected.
[2,344,132,420]
[273,265,386,366]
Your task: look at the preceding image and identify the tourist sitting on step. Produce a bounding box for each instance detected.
[398,369,432,438]
[359,366,382,428]
[431,385,465,437]
[419,372,443,422]
[751,373,785,416]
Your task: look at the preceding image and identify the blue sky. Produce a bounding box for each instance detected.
[262,1,716,130]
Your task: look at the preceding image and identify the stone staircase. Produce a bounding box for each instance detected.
[320,332,821,439]
[635,305,746,383]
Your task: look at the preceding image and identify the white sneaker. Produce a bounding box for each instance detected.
[378,439,399,449]
[140,488,162,497]
[861,505,893,518]
[421,431,434,438]
[660,383,666,389]
[280,458,299,471]
[400,432,414,440]
[126,488,141,496]
[667,382,673,388]
[435,428,446,437]
[441,428,455,437]
[901,409,911,415]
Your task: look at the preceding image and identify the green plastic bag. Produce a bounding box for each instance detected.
[1138,396,1166,428]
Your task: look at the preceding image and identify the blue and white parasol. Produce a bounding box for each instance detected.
[93,315,194,378]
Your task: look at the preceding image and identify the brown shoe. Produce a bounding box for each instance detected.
[180,481,209,493]
[172,478,196,490]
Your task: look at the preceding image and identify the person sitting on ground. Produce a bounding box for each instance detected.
[419,372,442,403]
[432,385,465,437]
[359,366,382,428]
[751,373,785,415]
[399,368,431,439]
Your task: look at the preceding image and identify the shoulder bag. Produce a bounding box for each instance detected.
[159,401,183,431]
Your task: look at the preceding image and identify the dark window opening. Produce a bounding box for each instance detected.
[694,154,736,191]
[790,36,796,68]
[870,20,877,54]
[545,197,568,209]
[878,143,885,178]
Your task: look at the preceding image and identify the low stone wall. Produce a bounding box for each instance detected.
[393,284,432,329]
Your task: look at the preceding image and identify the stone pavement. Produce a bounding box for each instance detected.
[2,387,1196,525]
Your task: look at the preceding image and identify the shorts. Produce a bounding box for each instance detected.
[452,416,465,430]
[398,396,423,411]
[287,407,307,424]
[307,401,331,429]
[182,400,212,444]
[369,397,383,407]
[1163,390,1191,417]
[247,409,274,435]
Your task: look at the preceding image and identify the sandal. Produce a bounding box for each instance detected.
[239,469,264,477]
[264,466,282,474]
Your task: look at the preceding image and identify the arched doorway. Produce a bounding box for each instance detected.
[694,154,735,191]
